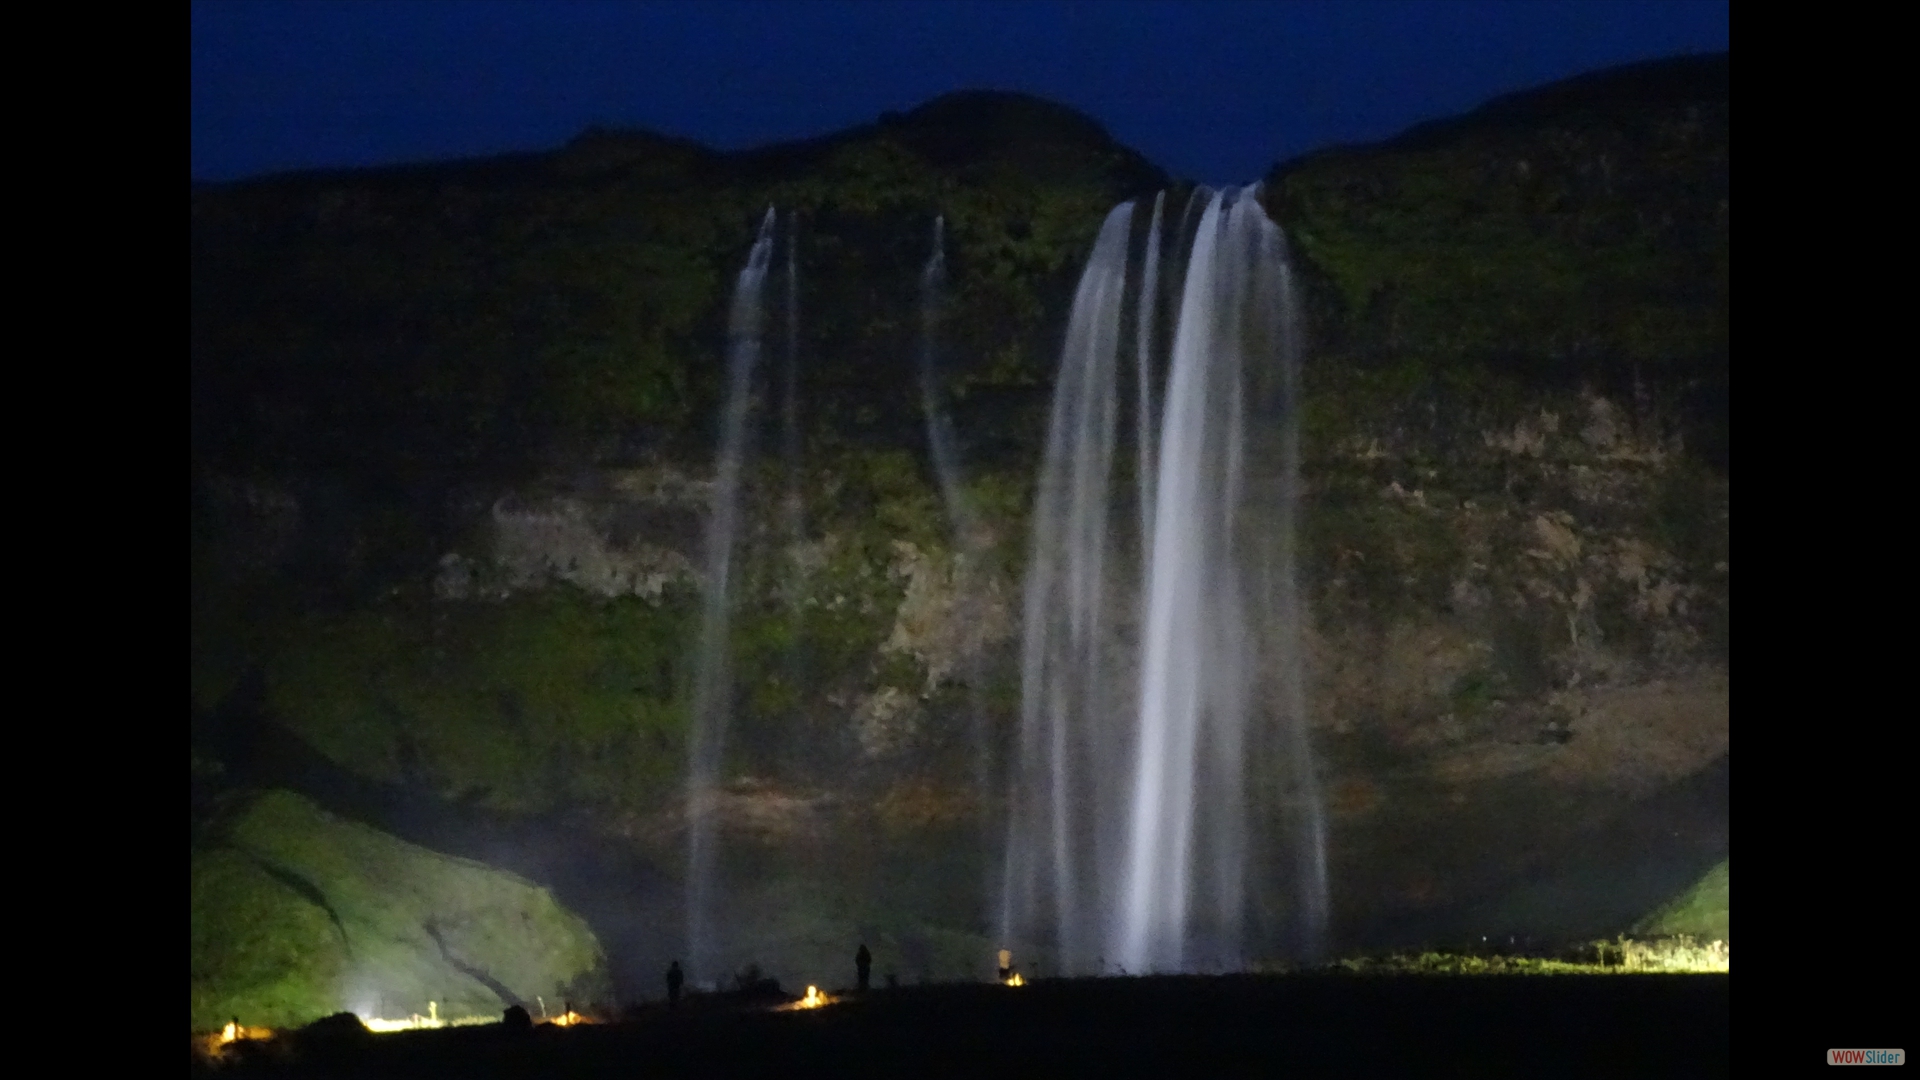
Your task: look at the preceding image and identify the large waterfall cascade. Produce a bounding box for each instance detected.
[1001,201,1136,971]
[684,193,1324,983]
[1002,186,1327,975]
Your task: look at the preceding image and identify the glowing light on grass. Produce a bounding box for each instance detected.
[364,1015,439,1032]
[782,984,831,1010]
[358,1000,500,1032]
[1335,937,1731,975]
[1004,973,1026,987]
[1619,936,1730,972]
[198,1022,273,1061]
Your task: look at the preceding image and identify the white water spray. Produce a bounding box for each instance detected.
[1003,187,1326,975]
[1135,192,1165,566]
[1002,202,1136,972]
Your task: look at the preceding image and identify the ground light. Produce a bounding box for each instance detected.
[777,985,833,1011]
[360,1000,501,1031]
[217,1021,271,1045]
[195,1020,273,1060]
[997,948,1024,986]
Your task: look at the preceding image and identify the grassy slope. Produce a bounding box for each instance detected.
[1637,859,1729,940]
[191,789,607,1031]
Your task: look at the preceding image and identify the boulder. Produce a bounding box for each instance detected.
[191,789,606,1031]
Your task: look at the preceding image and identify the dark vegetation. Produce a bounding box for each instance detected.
[191,90,1164,481]
[195,972,1729,1079]
[1269,53,1728,471]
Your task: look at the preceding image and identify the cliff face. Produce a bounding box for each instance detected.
[191,57,1728,1014]
[1258,56,1727,938]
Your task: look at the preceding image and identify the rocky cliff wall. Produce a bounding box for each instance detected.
[191,55,1729,1006]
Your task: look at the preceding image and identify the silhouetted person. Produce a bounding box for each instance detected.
[502,1004,531,1032]
[666,960,684,1007]
[856,944,872,992]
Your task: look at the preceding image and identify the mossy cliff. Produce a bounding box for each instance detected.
[191,92,1161,478]
[1256,56,1727,938]
[192,56,1728,1007]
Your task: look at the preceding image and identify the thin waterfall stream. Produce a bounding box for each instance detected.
[685,207,778,982]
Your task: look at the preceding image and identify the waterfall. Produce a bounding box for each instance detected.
[1001,202,1136,973]
[919,215,1000,950]
[1267,208,1329,963]
[920,216,975,543]
[783,215,804,565]
[685,207,777,981]
[1003,187,1325,975]
[778,216,809,757]
[1135,192,1165,569]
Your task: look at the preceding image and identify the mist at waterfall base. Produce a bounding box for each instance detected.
[679,188,1325,986]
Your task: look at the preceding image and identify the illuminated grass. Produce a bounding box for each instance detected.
[1637,860,1729,940]
[1614,936,1730,973]
[1334,936,1729,975]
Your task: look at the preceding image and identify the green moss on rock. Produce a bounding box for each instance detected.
[191,789,606,1032]
[267,592,694,814]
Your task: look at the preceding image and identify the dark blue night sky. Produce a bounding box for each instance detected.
[191,0,1728,185]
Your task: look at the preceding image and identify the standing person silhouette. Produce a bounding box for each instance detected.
[855,944,872,992]
[666,960,684,1008]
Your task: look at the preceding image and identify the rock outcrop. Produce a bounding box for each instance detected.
[191,790,607,1031]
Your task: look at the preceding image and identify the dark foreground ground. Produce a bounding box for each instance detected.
[197,972,1730,1079]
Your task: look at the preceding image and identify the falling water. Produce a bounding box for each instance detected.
[1001,202,1136,972]
[686,207,777,980]
[919,215,1000,946]
[782,217,804,559]
[1266,209,1329,962]
[1135,192,1165,564]
[1003,187,1325,975]
[919,216,975,542]
[778,217,809,729]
